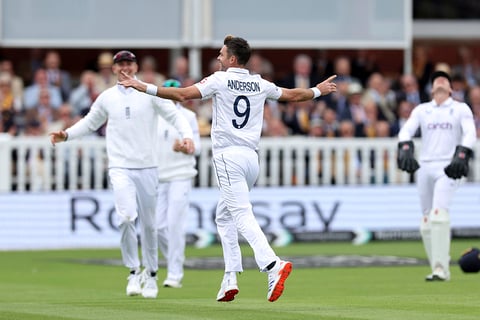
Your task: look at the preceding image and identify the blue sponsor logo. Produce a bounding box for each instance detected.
[426,122,452,130]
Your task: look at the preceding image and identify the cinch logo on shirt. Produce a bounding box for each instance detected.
[227,80,260,92]
[427,122,453,130]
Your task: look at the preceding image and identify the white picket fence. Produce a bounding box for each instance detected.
[1,134,480,192]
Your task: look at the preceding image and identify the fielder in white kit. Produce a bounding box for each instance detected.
[397,70,476,281]
[49,50,194,298]
[155,79,201,289]
[120,35,337,302]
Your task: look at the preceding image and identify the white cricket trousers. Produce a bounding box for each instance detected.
[417,160,459,214]
[417,160,459,274]
[109,167,159,273]
[213,146,278,273]
[156,178,192,282]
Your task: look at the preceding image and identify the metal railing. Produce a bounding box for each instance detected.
[1,135,479,192]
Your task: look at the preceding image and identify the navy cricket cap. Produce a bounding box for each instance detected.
[458,247,480,273]
[113,50,137,64]
[430,70,451,85]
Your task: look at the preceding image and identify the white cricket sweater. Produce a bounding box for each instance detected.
[65,84,193,169]
[399,97,476,161]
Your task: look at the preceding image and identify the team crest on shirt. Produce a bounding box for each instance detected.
[199,77,208,84]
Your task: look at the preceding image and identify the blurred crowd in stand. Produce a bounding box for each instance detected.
[2,46,480,142]
[2,46,480,190]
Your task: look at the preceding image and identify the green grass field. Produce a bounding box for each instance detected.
[1,240,480,320]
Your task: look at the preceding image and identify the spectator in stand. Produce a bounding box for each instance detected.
[351,49,379,87]
[28,48,44,81]
[361,100,380,138]
[69,70,100,117]
[262,100,289,137]
[137,55,166,86]
[375,120,391,138]
[450,73,469,103]
[280,54,319,89]
[333,56,360,85]
[412,45,434,94]
[468,85,480,137]
[328,76,350,116]
[0,72,21,136]
[247,53,265,76]
[22,118,47,191]
[452,46,480,88]
[25,88,58,135]
[390,99,416,137]
[0,59,24,106]
[328,56,362,111]
[313,49,333,81]
[396,74,430,106]
[338,120,356,138]
[94,51,116,92]
[339,119,361,183]
[170,56,189,84]
[338,82,366,137]
[362,72,397,124]
[24,68,62,111]
[281,100,314,135]
[46,103,76,134]
[43,50,72,102]
[319,107,339,138]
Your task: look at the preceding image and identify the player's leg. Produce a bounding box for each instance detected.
[134,168,159,298]
[163,179,191,288]
[215,149,277,269]
[215,198,240,301]
[417,163,434,273]
[156,182,169,261]
[428,172,459,281]
[109,168,141,295]
[419,215,432,268]
[428,208,450,281]
[212,153,244,302]
[215,149,292,302]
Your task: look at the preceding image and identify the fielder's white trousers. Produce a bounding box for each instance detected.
[417,160,459,275]
[417,160,459,214]
[213,147,278,273]
[109,167,159,273]
[156,178,192,282]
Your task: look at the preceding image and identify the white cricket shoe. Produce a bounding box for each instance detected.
[267,260,293,302]
[163,278,182,288]
[425,266,450,282]
[141,270,158,298]
[126,272,142,296]
[216,272,239,302]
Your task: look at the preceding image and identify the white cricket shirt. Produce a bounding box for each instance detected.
[157,103,201,181]
[66,84,193,169]
[195,67,282,153]
[398,97,476,161]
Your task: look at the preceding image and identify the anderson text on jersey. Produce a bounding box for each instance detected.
[227,80,260,92]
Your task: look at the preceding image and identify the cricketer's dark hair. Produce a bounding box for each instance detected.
[223,35,251,66]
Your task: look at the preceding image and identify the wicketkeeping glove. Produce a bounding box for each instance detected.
[397,140,420,173]
[444,145,473,179]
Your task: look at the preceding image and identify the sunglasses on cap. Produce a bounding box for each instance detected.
[113,50,137,64]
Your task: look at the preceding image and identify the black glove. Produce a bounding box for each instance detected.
[444,145,473,179]
[397,141,420,173]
